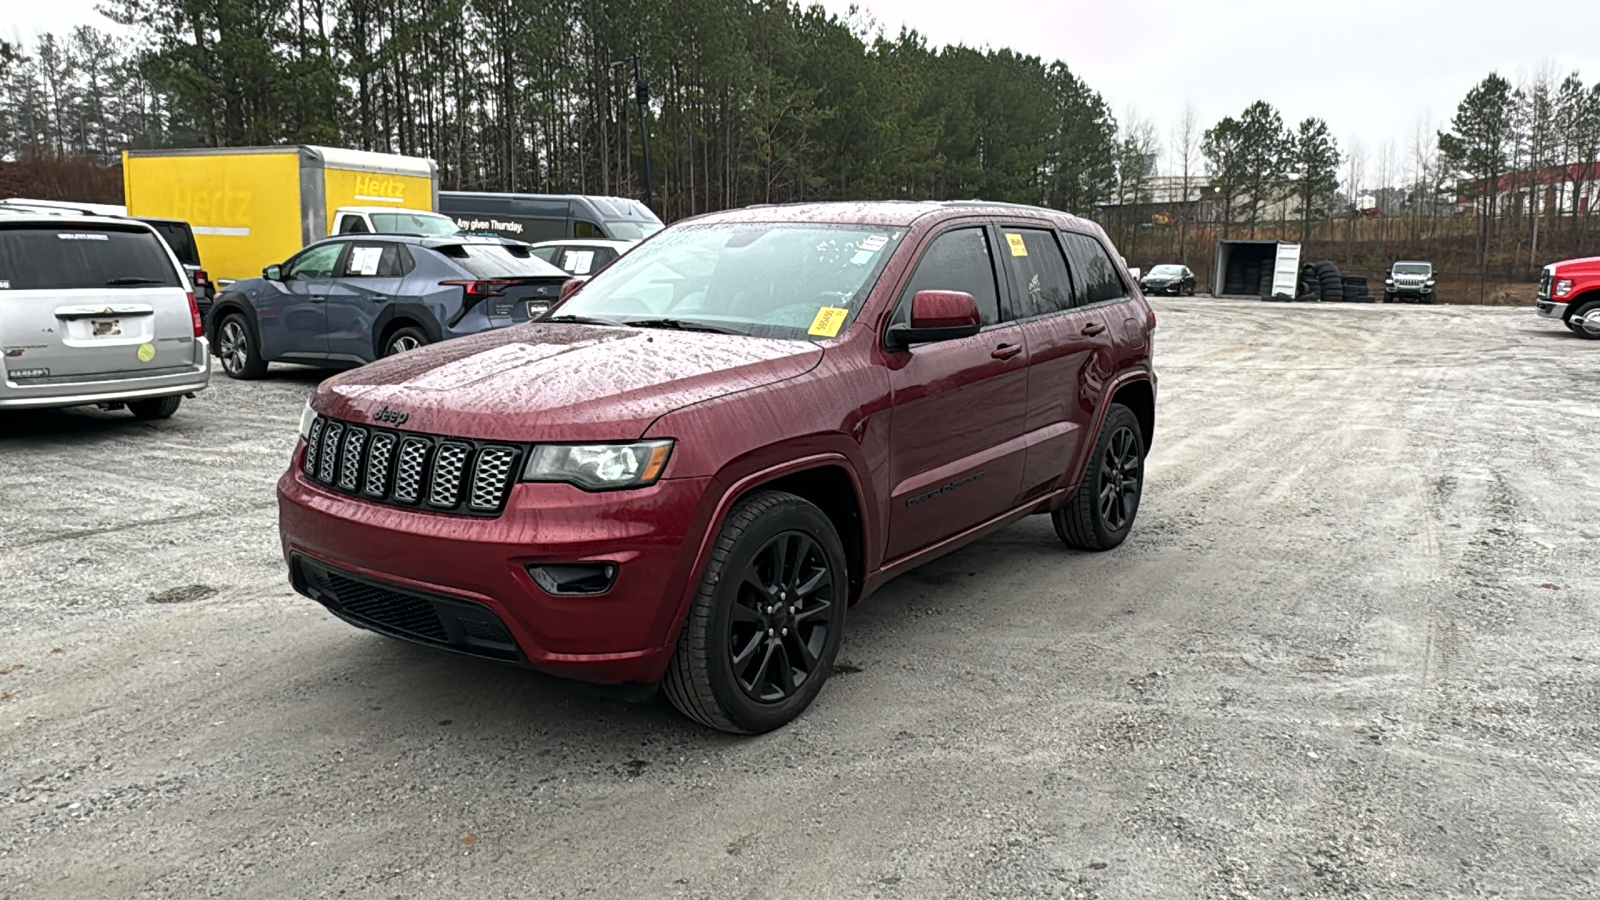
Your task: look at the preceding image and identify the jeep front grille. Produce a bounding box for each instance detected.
[299,415,524,516]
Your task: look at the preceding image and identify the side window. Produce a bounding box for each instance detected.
[285,243,345,280]
[338,215,371,235]
[1061,232,1128,305]
[573,220,599,238]
[530,246,560,263]
[339,242,404,278]
[997,228,1075,317]
[890,227,1001,328]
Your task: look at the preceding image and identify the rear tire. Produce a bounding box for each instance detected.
[382,326,430,357]
[1053,403,1145,551]
[217,313,267,380]
[128,395,182,420]
[663,490,848,734]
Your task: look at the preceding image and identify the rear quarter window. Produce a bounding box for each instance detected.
[0,225,180,291]
[1061,232,1128,305]
[434,242,568,279]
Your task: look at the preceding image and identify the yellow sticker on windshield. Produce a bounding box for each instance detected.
[1005,233,1028,257]
[808,307,849,337]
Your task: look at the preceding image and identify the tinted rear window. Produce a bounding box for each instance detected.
[435,242,567,278]
[0,225,180,291]
[145,221,199,265]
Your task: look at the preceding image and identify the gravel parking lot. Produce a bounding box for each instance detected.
[3,298,1598,898]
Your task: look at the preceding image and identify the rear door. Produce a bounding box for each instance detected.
[883,224,1030,560]
[0,221,194,383]
[1006,227,1118,501]
[325,240,411,361]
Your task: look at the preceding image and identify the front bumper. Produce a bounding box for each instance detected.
[1536,299,1569,320]
[278,455,715,684]
[0,339,210,409]
[1141,282,1183,295]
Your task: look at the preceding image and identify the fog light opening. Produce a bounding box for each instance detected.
[528,563,618,596]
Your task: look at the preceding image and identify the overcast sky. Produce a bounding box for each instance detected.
[12,0,1600,178]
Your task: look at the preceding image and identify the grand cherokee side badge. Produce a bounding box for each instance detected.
[373,406,409,425]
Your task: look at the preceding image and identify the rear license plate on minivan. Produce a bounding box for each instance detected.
[92,319,122,336]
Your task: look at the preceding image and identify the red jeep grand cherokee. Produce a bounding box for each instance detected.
[278,201,1157,733]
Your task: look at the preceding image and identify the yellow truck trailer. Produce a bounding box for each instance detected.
[122,145,438,282]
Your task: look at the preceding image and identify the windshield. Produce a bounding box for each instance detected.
[554,223,902,340]
[604,221,663,241]
[1149,265,1184,276]
[1394,263,1431,275]
[370,211,461,236]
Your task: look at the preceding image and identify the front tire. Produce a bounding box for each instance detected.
[217,314,267,379]
[663,490,848,734]
[1570,300,1600,340]
[127,395,182,420]
[1053,403,1146,551]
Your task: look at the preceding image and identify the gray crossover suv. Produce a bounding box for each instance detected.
[0,213,210,418]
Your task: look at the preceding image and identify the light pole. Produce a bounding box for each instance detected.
[611,53,654,211]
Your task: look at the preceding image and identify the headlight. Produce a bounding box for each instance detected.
[298,401,317,441]
[1556,279,1573,297]
[522,440,673,491]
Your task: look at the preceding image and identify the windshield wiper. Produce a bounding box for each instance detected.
[623,317,748,336]
[545,314,622,326]
[105,277,165,286]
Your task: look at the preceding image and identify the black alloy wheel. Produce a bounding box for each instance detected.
[1097,424,1141,532]
[663,490,848,733]
[728,531,837,703]
[1053,403,1145,551]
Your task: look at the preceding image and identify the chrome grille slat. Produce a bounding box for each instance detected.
[470,447,518,510]
[428,443,470,508]
[303,417,325,475]
[338,427,367,491]
[317,422,344,483]
[299,415,520,516]
[393,438,430,503]
[364,432,396,497]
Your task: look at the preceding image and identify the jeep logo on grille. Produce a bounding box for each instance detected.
[372,406,409,425]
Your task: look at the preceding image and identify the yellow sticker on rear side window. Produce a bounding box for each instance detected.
[808,307,849,337]
[1005,233,1028,256]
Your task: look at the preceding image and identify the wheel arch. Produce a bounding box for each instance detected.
[206,294,261,355]
[1109,377,1156,453]
[1566,289,1600,318]
[372,304,444,359]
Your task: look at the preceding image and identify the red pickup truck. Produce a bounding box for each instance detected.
[1536,256,1600,338]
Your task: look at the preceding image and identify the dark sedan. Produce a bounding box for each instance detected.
[1140,264,1196,296]
[205,234,570,379]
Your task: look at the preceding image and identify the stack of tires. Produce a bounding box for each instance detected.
[1340,276,1374,302]
[1315,262,1345,301]
[1296,264,1321,301]
[1226,259,1264,296]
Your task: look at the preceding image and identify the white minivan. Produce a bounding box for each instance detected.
[0,212,210,418]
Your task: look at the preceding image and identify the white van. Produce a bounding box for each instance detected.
[0,213,210,418]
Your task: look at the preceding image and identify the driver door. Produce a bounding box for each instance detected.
[883,225,1030,559]
[256,242,345,359]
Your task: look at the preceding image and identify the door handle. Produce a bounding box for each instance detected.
[991,343,1023,360]
[1081,322,1106,336]
[309,295,327,303]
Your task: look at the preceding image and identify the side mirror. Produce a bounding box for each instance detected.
[1128,267,1142,282]
[559,277,588,302]
[886,290,982,348]
[264,264,282,281]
